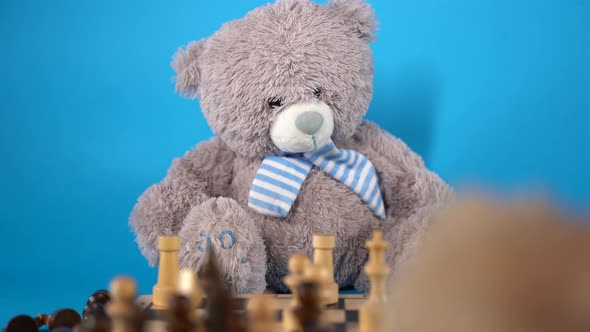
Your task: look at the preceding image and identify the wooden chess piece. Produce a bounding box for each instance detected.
[153,235,181,309]
[294,279,331,332]
[303,263,334,308]
[78,311,111,332]
[83,290,111,320]
[312,235,338,305]
[48,309,82,330]
[30,310,81,331]
[201,249,246,332]
[5,315,39,332]
[283,253,311,332]
[247,294,276,332]
[106,276,144,332]
[178,269,202,307]
[34,314,50,327]
[80,290,112,332]
[167,294,197,332]
[359,231,390,332]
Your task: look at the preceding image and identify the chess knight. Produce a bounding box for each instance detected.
[129,0,453,293]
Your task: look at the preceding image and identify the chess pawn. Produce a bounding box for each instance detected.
[312,235,338,305]
[283,253,311,332]
[359,231,390,332]
[247,294,276,332]
[178,269,203,307]
[153,235,181,309]
[107,276,144,332]
[177,269,203,329]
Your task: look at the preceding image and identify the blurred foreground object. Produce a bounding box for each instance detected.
[390,194,590,332]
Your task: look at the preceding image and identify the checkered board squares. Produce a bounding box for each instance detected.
[136,293,367,332]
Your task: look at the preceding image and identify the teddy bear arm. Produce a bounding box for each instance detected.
[355,120,453,211]
[352,121,454,291]
[129,137,236,266]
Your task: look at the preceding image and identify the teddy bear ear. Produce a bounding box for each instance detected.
[171,38,207,99]
[327,0,378,42]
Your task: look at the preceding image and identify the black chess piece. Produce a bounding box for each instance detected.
[201,250,246,332]
[294,281,333,332]
[83,290,111,320]
[51,327,75,332]
[78,311,111,332]
[82,302,106,320]
[48,308,82,330]
[5,315,39,332]
[168,294,198,332]
[80,289,112,332]
[86,290,111,306]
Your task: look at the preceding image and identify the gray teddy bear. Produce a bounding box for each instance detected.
[130,0,453,293]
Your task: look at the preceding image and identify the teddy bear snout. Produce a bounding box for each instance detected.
[295,111,324,135]
[270,101,334,153]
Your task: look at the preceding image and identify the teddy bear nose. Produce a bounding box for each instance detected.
[295,111,324,135]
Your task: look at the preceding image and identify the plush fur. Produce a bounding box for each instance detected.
[130,0,453,293]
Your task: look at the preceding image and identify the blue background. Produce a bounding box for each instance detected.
[0,0,588,325]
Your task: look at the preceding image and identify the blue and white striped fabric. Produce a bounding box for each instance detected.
[248,140,386,219]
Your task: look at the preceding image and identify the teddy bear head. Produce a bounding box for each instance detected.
[172,0,378,158]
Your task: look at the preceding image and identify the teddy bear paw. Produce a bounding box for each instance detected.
[178,197,267,293]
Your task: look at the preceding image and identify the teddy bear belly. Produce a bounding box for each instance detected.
[235,168,381,290]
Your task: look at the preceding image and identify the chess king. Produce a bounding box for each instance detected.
[130,0,452,293]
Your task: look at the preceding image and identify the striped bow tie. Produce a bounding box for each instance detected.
[248,141,386,219]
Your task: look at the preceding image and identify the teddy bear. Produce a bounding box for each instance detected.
[129,0,453,293]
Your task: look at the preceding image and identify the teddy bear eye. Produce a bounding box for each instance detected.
[268,97,283,109]
[313,87,322,98]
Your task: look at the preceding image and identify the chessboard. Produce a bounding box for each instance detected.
[136,293,367,332]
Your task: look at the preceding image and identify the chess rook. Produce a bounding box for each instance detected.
[152,235,180,309]
[359,231,390,332]
[312,235,338,305]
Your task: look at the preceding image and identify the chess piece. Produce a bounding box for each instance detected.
[5,315,39,332]
[78,311,111,332]
[168,294,197,332]
[106,276,144,332]
[312,235,338,305]
[153,235,181,309]
[87,290,111,306]
[303,263,333,307]
[83,290,111,321]
[34,314,50,327]
[50,327,75,332]
[178,269,202,307]
[359,231,390,332]
[283,253,311,332]
[201,250,246,332]
[294,279,327,332]
[247,294,276,332]
[48,308,82,330]
[82,302,107,320]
